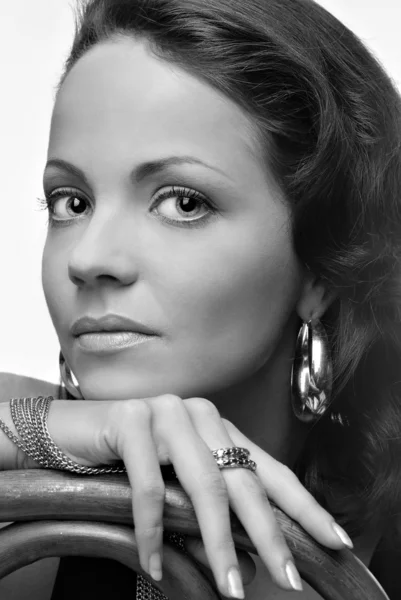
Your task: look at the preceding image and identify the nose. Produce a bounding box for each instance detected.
[68,210,140,288]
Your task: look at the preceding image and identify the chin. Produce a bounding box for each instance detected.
[77,370,226,402]
[78,377,157,401]
[77,371,186,401]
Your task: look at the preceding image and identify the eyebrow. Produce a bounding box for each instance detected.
[43,156,231,186]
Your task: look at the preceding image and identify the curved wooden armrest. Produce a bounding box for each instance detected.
[0,470,389,600]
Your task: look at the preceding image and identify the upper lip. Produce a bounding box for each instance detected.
[71,314,158,337]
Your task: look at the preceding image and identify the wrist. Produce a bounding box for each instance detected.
[0,401,40,470]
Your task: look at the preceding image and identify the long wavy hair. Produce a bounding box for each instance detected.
[56,0,401,539]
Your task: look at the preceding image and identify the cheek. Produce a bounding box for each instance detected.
[41,238,69,331]
[155,224,302,375]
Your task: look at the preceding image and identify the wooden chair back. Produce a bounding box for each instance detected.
[0,470,390,600]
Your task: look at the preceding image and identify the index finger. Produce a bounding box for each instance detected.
[151,395,245,598]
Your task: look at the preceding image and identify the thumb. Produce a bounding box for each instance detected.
[183,536,257,586]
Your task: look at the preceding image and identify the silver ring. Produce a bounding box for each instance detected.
[212,446,256,472]
[212,446,250,458]
[214,456,257,472]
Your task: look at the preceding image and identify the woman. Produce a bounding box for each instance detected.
[1,0,400,598]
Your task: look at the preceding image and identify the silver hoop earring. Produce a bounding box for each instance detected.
[59,351,83,399]
[291,319,333,423]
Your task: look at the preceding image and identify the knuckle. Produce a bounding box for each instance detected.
[213,535,236,556]
[156,394,183,411]
[119,398,151,422]
[221,417,237,433]
[269,528,288,550]
[106,399,151,457]
[189,397,220,419]
[135,523,164,542]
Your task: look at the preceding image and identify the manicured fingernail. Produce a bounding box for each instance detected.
[149,552,162,581]
[332,523,353,549]
[285,560,303,591]
[227,566,245,599]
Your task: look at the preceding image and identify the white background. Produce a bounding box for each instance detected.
[1,0,400,384]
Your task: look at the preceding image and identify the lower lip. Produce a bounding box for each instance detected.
[76,331,156,354]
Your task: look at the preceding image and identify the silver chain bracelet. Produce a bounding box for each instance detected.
[0,396,126,475]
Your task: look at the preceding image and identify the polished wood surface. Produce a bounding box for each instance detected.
[0,470,390,600]
[0,521,218,600]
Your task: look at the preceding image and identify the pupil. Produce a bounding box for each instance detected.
[179,197,197,212]
[72,197,86,214]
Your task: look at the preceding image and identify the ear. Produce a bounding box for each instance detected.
[296,268,336,321]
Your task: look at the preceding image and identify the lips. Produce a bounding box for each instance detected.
[70,314,158,337]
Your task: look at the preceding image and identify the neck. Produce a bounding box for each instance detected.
[208,320,308,468]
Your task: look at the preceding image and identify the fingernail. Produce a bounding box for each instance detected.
[227,566,245,599]
[149,552,162,581]
[332,523,353,549]
[285,560,303,591]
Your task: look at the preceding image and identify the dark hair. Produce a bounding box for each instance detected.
[57,0,401,539]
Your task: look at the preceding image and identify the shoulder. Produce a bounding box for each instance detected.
[0,372,59,401]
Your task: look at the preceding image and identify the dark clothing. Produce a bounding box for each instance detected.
[51,556,137,599]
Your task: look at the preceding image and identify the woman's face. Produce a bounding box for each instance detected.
[42,36,304,401]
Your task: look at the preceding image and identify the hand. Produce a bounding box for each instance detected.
[33,396,352,598]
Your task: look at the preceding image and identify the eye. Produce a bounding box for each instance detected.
[39,188,91,222]
[150,185,215,226]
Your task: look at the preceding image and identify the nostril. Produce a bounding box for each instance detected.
[68,262,89,287]
[67,244,140,287]
[68,266,123,287]
[69,273,85,287]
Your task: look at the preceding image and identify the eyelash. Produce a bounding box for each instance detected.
[36,185,216,228]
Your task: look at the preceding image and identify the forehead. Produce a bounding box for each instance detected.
[49,37,264,172]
